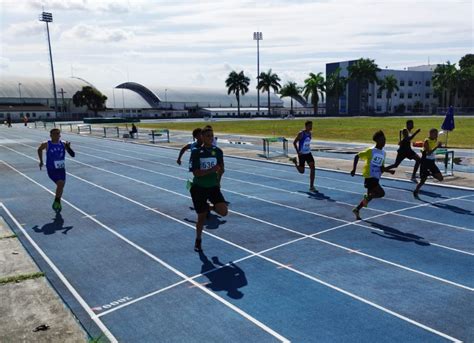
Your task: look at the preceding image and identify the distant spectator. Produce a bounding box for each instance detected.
[129,123,138,138]
[6,115,12,127]
[23,116,28,127]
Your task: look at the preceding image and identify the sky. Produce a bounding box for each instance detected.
[0,0,472,92]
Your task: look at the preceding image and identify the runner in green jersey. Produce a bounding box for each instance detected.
[189,127,228,252]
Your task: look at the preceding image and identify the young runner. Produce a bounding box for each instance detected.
[290,120,316,192]
[351,130,395,220]
[37,129,75,212]
[189,127,228,252]
[386,120,421,181]
[176,128,203,168]
[413,128,444,198]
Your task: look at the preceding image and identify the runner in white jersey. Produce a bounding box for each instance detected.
[290,121,316,192]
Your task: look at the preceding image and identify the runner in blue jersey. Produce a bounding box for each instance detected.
[290,121,316,192]
[176,128,203,169]
[37,128,75,212]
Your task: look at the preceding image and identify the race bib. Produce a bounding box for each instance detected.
[54,160,65,169]
[200,157,217,170]
[370,153,384,178]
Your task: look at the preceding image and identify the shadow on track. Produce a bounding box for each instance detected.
[199,251,247,299]
[32,213,73,235]
[365,220,430,246]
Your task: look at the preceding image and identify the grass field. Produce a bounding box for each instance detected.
[139,116,474,148]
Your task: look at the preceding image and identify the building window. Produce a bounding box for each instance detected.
[0,113,4,118]
[376,105,382,111]
[425,80,431,87]
[408,80,413,86]
[47,113,50,117]
[407,105,413,111]
[408,93,413,99]
[377,91,382,99]
[400,80,405,86]
[399,93,405,99]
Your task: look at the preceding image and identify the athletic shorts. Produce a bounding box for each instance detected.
[190,185,226,214]
[364,178,380,192]
[298,153,315,167]
[420,159,440,179]
[395,149,418,164]
[47,168,66,183]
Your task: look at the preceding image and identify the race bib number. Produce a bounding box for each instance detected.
[370,153,384,178]
[200,157,217,170]
[54,160,65,169]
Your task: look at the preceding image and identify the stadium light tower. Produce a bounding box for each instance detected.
[39,12,59,119]
[253,32,262,115]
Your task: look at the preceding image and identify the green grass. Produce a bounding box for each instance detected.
[138,116,474,148]
[0,234,17,240]
[0,272,45,285]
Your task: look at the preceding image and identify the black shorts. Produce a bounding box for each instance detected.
[420,159,440,178]
[190,185,226,214]
[395,149,418,164]
[298,153,315,167]
[364,178,380,191]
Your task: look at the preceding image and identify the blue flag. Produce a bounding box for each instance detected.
[441,106,455,131]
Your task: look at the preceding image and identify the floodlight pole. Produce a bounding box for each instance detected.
[18,83,22,103]
[39,12,59,119]
[253,32,262,115]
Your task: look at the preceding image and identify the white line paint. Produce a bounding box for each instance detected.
[0,160,289,342]
[1,133,469,340]
[0,202,118,343]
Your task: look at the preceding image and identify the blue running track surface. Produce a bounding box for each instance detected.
[1,126,473,342]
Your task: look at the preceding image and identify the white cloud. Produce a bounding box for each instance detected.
[0,0,471,89]
[60,24,133,43]
[0,57,10,69]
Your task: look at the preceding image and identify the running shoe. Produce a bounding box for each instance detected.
[194,238,202,252]
[52,201,62,213]
[352,207,361,220]
[413,190,420,199]
[309,186,317,192]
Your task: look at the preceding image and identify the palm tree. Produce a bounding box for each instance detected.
[225,71,250,116]
[378,75,399,113]
[257,69,281,115]
[347,58,381,114]
[433,61,459,107]
[303,72,325,115]
[279,82,302,115]
[325,67,347,115]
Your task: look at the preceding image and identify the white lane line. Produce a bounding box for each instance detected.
[6,143,473,288]
[224,174,473,233]
[4,142,473,256]
[0,202,118,343]
[73,141,417,206]
[69,141,473,232]
[6,126,474,193]
[0,160,289,342]
[1,162,463,343]
[61,147,474,255]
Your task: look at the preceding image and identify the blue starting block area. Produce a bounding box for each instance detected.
[0,125,473,342]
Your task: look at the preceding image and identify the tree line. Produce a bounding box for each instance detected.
[226,53,473,116]
[70,54,473,116]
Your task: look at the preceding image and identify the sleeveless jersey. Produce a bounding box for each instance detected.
[358,147,385,179]
[423,138,438,160]
[298,131,311,154]
[46,141,66,170]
